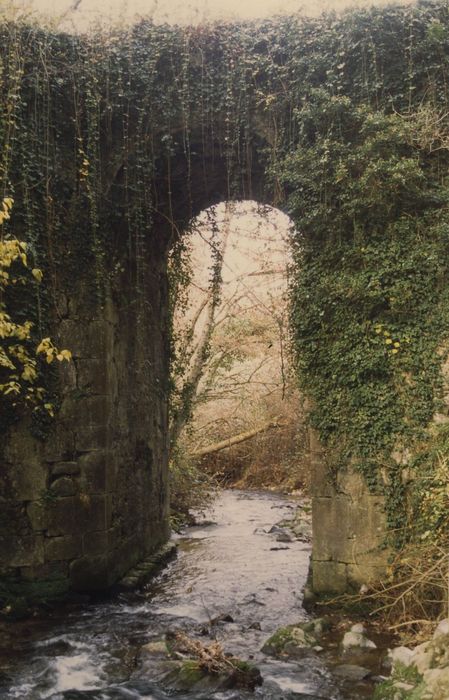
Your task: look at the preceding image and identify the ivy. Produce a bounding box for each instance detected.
[278,95,449,541]
[1,2,449,545]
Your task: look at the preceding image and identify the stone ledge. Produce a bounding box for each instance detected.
[117,542,178,591]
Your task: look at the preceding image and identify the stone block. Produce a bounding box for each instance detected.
[345,494,387,563]
[4,430,47,501]
[312,496,350,561]
[60,395,108,424]
[27,502,47,531]
[6,534,45,568]
[76,425,110,452]
[56,359,77,391]
[59,319,108,360]
[44,426,76,463]
[49,477,78,497]
[337,468,368,499]
[45,535,82,562]
[311,455,336,497]
[312,560,347,594]
[313,493,387,568]
[77,359,110,396]
[82,530,109,556]
[52,462,80,477]
[79,451,109,493]
[69,554,115,591]
[46,495,107,536]
[19,560,69,581]
[346,563,387,589]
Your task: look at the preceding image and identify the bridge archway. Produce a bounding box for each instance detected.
[5,5,445,597]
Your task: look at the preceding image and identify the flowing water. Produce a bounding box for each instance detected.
[0,490,386,700]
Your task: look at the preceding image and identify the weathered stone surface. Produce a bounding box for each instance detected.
[60,395,108,426]
[311,454,388,593]
[46,495,108,536]
[312,561,347,594]
[77,359,111,395]
[333,665,371,681]
[51,462,80,477]
[6,535,45,568]
[312,497,349,562]
[45,535,82,561]
[346,563,388,588]
[82,530,109,556]
[49,477,78,497]
[3,430,48,501]
[44,425,76,463]
[26,502,47,531]
[59,319,108,359]
[79,450,110,494]
[69,554,114,590]
[76,425,110,452]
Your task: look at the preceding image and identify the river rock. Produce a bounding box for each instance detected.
[422,667,449,700]
[411,641,433,674]
[160,659,263,693]
[434,619,449,639]
[276,531,293,543]
[342,624,376,650]
[333,664,371,681]
[388,645,413,669]
[262,622,318,656]
[393,681,415,691]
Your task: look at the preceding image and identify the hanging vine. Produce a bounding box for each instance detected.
[1,1,449,545]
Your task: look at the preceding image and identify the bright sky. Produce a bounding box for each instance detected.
[19,0,410,30]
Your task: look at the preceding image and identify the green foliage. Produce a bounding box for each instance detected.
[2,1,449,544]
[169,445,216,528]
[408,424,449,544]
[278,94,449,540]
[373,662,425,699]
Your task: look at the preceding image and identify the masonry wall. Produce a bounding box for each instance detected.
[310,428,389,594]
[0,248,170,594]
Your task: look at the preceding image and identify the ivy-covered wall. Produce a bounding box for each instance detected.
[2,1,449,595]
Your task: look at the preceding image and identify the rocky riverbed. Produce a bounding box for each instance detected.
[0,490,396,699]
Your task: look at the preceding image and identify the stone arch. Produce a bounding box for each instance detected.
[0,20,397,599]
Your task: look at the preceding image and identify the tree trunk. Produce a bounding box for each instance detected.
[190,417,281,459]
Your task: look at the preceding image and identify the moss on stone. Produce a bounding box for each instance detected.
[373,662,425,699]
[262,623,317,655]
[177,660,205,686]
[0,574,70,619]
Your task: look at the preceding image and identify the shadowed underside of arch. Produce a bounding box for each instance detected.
[1,2,449,596]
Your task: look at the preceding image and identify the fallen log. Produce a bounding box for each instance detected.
[190,417,281,459]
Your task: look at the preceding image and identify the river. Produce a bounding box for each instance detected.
[0,490,386,699]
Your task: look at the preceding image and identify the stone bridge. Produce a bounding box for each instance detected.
[2,5,437,598]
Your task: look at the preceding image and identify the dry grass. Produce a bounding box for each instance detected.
[320,541,449,643]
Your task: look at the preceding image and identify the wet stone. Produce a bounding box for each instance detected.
[333,664,371,681]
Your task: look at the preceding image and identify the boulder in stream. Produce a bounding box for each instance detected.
[261,618,331,657]
[138,630,262,694]
[342,624,377,650]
